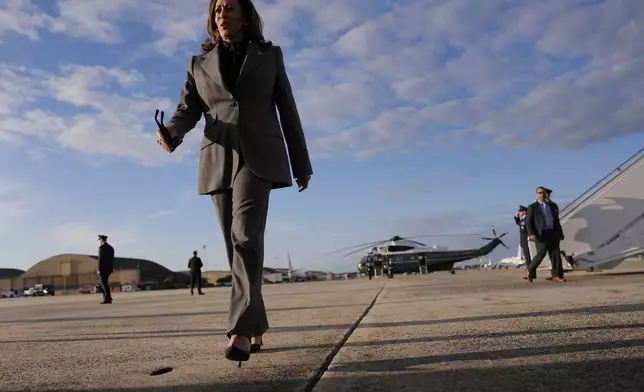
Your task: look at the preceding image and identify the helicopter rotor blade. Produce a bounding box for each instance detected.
[343,244,380,257]
[325,232,487,257]
[405,233,479,239]
[322,239,388,255]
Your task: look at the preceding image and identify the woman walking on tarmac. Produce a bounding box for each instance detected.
[156,0,313,367]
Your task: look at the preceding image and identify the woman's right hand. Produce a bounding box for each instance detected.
[156,129,173,153]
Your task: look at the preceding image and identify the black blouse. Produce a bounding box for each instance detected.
[218,40,249,94]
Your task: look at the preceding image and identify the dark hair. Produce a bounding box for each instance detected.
[193,251,198,256]
[201,0,267,53]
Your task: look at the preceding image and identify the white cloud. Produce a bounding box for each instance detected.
[1,0,643,162]
[305,0,644,157]
[0,0,53,40]
[51,222,141,255]
[0,64,45,116]
[0,181,29,220]
[0,63,203,166]
[50,0,132,43]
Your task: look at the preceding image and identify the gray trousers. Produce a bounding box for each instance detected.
[212,166,271,338]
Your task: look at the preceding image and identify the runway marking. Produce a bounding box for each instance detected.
[302,281,387,392]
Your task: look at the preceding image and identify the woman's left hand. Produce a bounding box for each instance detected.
[296,175,311,192]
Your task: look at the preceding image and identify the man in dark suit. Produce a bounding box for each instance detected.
[97,235,114,304]
[188,251,205,296]
[514,205,532,271]
[525,187,565,282]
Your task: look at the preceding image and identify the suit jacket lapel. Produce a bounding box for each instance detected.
[200,47,226,91]
[200,41,263,94]
[534,202,544,230]
[236,41,262,87]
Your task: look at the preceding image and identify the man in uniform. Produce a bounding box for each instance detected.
[188,251,205,295]
[515,205,532,276]
[97,235,114,304]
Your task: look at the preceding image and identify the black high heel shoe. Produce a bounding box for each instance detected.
[225,339,251,368]
[250,341,263,353]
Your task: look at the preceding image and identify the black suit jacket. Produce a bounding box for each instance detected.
[526,201,563,239]
[98,243,115,275]
[188,256,203,272]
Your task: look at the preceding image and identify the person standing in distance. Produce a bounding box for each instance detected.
[188,251,205,296]
[156,0,313,367]
[515,205,533,279]
[418,254,427,275]
[97,235,114,304]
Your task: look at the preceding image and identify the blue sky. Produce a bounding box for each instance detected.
[0,0,643,273]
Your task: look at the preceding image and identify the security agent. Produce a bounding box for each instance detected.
[97,235,114,304]
[514,205,532,275]
[188,251,205,296]
[525,186,566,282]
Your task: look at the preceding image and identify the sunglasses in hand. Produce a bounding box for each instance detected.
[155,109,183,153]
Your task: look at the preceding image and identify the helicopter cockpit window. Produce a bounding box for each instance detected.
[387,245,415,252]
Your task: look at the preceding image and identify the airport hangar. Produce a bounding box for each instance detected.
[0,256,334,293]
[0,254,221,293]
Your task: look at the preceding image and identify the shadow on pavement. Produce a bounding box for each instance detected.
[44,357,644,392]
[0,303,365,325]
[319,357,644,392]
[328,338,644,372]
[3,303,643,345]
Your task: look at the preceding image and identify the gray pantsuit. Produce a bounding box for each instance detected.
[164,41,313,338]
[213,166,271,337]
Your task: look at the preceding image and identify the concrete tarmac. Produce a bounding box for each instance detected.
[1,262,643,391]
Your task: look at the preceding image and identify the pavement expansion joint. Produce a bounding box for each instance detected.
[301,281,388,392]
